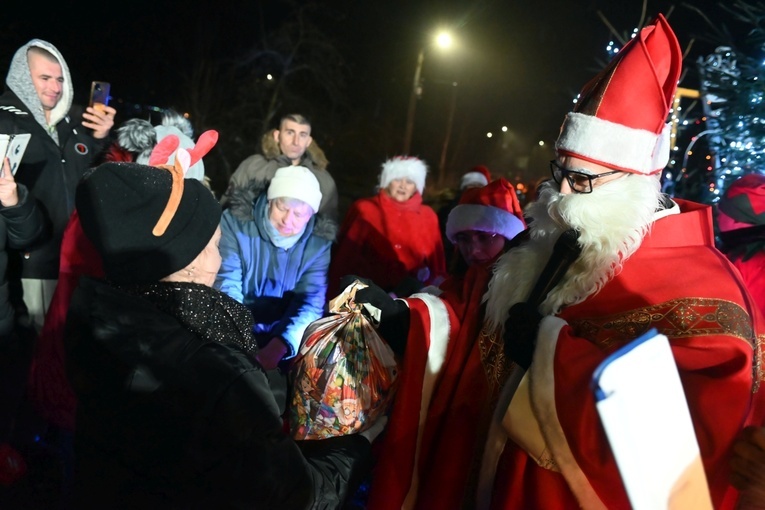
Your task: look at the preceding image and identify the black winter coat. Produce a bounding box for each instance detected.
[65,277,372,510]
[0,184,44,335]
[0,90,107,279]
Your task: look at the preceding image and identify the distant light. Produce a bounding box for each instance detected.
[501,126,508,132]
[267,74,273,80]
[486,132,493,138]
[436,32,453,49]
[538,140,545,146]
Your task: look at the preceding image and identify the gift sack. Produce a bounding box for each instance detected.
[289,281,399,439]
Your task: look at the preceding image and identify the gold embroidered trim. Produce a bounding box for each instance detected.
[571,298,761,391]
[571,298,754,347]
[479,298,762,394]
[478,323,512,394]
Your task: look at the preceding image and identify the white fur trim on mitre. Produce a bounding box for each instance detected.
[531,316,607,509]
[445,204,525,243]
[555,112,670,175]
[379,158,428,195]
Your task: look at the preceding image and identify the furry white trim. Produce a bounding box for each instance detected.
[460,171,489,189]
[379,157,428,195]
[402,293,450,508]
[531,316,606,509]
[446,204,525,243]
[267,166,322,213]
[555,112,670,175]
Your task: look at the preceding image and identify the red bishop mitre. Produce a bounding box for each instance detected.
[555,13,682,175]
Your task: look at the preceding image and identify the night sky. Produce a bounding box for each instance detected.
[1,0,735,192]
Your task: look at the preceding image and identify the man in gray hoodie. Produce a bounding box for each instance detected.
[0,39,115,332]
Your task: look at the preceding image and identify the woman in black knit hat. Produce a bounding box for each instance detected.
[64,134,385,509]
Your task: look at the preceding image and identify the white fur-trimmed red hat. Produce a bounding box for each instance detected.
[379,156,428,195]
[446,178,526,243]
[460,165,492,190]
[555,14,682,175]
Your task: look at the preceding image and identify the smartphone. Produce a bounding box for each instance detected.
[88,81,111,109]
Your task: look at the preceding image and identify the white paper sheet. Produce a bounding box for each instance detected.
[591,328,713,510]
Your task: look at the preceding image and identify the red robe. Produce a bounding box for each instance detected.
[328,190,446,298]
[366,260,497,509]
[368,200,765,510]
[487,200,765,509]
[728,251,765,318]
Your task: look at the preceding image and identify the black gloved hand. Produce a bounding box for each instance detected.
[352,279,410,357]
[391,276,423,298]
[339,274,371,293]
[503,302,543,370]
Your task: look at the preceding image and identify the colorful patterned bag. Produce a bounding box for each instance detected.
[289,281,399,439]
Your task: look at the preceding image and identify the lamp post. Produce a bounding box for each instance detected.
[402,31,453,155]
[438,81,458,187]
[403,48,425,155]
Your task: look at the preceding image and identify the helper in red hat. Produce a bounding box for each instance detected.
[436,164,494,268]
[716,174,765,506]
[328,156,446,299]
[345,178,527,510]
[443,176,523,273]
[472,13,765,510]
[717,173,765,316]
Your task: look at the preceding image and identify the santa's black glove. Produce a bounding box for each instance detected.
[503,302,543,370]
[339,274,371,293]
[391,276,423,298]
[341,275,409,357]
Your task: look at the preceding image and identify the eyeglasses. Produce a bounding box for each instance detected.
[549,160,621,194]
[454,231,500,246]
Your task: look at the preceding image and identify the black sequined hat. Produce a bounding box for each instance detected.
[76,161,221,284]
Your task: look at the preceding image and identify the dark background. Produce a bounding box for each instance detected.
[0,0,740,213]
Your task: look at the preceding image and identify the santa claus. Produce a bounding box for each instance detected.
[480,12,765,510]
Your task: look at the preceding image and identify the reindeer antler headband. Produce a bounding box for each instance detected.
[147,130,218,236]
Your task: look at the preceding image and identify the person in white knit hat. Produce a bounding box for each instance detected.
[327,156,446,299]
[215,165,332,381]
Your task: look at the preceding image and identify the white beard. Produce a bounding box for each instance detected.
[483,173,662,333]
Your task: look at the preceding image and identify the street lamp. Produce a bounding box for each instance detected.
[402,30,454,155]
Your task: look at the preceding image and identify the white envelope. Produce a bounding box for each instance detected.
[591,328,713,510]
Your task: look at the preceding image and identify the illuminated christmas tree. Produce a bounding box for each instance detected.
[672,1,765,204]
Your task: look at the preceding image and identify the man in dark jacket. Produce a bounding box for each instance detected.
[221,113,339,222]
[0,39,115,332]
